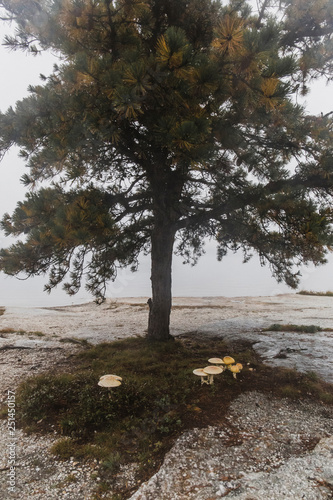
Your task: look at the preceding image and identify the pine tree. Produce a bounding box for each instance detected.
[1,0,333,340]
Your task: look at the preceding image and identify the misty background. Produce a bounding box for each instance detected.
[0,20,333,307]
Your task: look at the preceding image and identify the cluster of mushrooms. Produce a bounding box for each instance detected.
[193,356,243,385]
[97,357,242,393]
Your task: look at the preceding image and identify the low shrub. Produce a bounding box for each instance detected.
[265,323,323,333]
[297,290,333,297]
[14,336,333,499]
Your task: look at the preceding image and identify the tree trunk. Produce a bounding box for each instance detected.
[147,224,176,341]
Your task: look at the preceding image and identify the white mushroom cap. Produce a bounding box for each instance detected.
[99,374,123,381]
[208,358,224,365]
[193,368,210,385]
[203,366,223,375]
[98,375,122,387]
[193,368,208,377]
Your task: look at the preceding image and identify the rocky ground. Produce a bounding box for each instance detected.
[130,392,333,500]
[0,294,333,499]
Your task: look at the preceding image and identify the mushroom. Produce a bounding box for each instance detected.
[229,365,241,379]
[208,358,225,370]
[202,365,223,384]
[222,356,235,366]
[193,368,210,385]
[99,374,122,382]
[98,374,122,388]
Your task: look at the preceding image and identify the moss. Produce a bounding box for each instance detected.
[0,328,17,334]
[297,290,333,297]
[101,451,122,474]
[50,438,77,460]
[0,328,45,335]
[15,336,333,500]
[264,323,325,333]
[278,384,301,399]
[59,337,91,346]
[31,331,46,337]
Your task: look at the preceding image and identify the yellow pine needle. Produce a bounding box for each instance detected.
[260,77,280,110]
[156,35,184,69]
[156,35,171,65]
[212,15,244,56]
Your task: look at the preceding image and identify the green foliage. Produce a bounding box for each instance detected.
[102,451,122,474]
[17,338,225,438]
[59,337,91,346]
[29,331,45,337]
[0,327,16,333]
[297,290,333,297]
[0,328,46,336]
[50,438,75,461]
[17,337,244,470]
[274,367,333,403]
[265,323,323,333]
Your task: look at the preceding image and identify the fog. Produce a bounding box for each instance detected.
[0,19,332,307]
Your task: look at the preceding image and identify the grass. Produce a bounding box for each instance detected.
[297,290,333,297]
[264,323,325,333]
[265,323,333,333]
[0,328,46,336]
[13,335,333,499]
[110,301,227,311]
[0,328,18,334]
[30,331,46,337]
[59,337,91,346]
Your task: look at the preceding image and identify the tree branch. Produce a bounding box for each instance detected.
[176,173,333,231]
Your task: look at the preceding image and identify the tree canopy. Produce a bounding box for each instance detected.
[1,0,333,340]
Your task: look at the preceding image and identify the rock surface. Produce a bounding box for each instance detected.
[130,392,333,500]
[198,318,333,383]
[1,294,333,499]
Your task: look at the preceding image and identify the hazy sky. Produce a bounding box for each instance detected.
[0,15,333,305]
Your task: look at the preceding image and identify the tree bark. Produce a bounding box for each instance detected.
[147,224,176,341]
